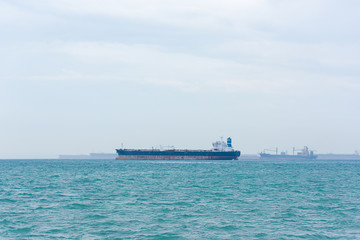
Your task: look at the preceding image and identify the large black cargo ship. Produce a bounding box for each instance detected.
[116,137,241,160]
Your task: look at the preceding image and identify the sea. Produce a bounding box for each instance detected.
[0,159,359,239]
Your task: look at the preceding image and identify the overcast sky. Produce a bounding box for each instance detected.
[1,0,359,158]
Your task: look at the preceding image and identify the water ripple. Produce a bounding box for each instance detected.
[0,159,359,239]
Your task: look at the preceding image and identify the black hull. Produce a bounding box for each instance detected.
[116,149,241,160]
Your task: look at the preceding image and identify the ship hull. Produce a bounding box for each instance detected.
[260,153,317,160]
[116,149,241,160]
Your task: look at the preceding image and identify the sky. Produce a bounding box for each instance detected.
[1,0,359,158]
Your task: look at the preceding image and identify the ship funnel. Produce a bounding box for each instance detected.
[227,137,232,147]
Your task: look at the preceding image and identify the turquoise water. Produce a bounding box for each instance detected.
[0,159,359,239]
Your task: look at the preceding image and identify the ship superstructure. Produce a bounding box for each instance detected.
[116,137,241,160]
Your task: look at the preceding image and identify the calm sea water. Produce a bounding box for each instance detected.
[0,159,359,239]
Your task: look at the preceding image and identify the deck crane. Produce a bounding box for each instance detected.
[262,147,278,155]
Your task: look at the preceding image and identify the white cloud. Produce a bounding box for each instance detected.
[14,0,358,36]
[17,41,358,95]
[213,40,360,69]
[6,0,315,33]
[39,0,262,21]
[0,1,27,23]
[2,1,360,94]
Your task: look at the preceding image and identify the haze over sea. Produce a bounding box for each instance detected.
[1,159,359,239]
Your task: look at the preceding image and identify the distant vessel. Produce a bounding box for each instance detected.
[317,153,360,160]
[260,146,317,160]
[116,137,241,160]
[59,153,117,159]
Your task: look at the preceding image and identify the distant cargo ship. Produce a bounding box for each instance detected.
[260,146,317,160]
[59,153,117,159]
[116,137,241,160]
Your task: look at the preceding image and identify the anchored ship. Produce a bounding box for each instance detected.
[116,137,241,160]
[260,146,317,160]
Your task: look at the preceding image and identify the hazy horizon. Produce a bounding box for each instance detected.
[1,0,359,158]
